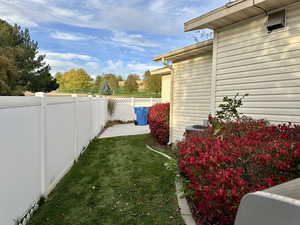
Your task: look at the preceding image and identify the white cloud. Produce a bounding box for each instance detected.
[50,31,95,41]
[104,60,159,76]
[40,50,100,76]
[128,62,159,72]
[111,31,159,48]
[46,59,78,74]
[41,50,96,61]
[0,0,228,35]
[85,61,101,75]
[0,2,38,27]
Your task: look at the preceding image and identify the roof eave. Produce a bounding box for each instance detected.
[153,39,213,62]
[150,67,171,76]
[184,0,255,31]
[184,0,300,31]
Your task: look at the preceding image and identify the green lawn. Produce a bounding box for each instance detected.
[114,89,161,98]
[55,88,161,98]
[28,135,183,225]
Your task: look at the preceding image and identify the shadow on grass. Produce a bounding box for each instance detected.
[28,134,184,225]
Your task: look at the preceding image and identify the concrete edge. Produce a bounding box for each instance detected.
[145,144,197,225]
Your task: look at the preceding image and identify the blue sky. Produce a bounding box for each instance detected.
[0,0,227,78]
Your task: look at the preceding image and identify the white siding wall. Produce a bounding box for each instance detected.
[172,55,212,142]
[215,3,300,124]
[162,75,171,102]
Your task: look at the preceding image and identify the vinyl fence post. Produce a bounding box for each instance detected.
[35,92,47,197]
[72,94,78,160]
[131,97,135,117]
[102,96,107,124]
[88,95,93,140]
[150,97,153,106]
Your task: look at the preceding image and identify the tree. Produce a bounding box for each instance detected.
[0,19,58,95]
[131,74,140,80]
[143,70,151,91]
[143,70,162,97]
[28,66,59,92]
[57,68,92,90]
[0,55,23,95]
[148,74,162,97]
[124,74,138,93]
[100,80,113,95]
[102,73,119,92]
[94,75,103,90]
[117,75,123,81]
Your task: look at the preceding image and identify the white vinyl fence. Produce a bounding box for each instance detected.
[0,94,108,225]
[109,97,161,121]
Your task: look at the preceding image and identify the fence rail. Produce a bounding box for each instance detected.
[0,95,161,225]
[108,97,161,121]
[0,94,108,225]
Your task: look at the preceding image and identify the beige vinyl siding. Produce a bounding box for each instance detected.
[215,3,300,124]
[172,55,212,142]
[161,75,171,102]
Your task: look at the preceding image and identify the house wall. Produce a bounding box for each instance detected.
[161,75,171,102]
[171,54,212,142]
[214,2,300,124]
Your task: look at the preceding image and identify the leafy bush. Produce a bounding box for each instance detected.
[178,117,300,225]
[216,93,248,121]
[148,103,170,145]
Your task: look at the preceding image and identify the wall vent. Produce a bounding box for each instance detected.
[267,10,286,32]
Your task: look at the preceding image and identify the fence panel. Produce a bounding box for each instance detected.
[0,95,108,225]
[109,97,161,121]
[0,98,41,225]
[45,97,75,194]
[76,98,92,157]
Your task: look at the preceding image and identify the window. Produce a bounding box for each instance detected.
[267,9,286,32]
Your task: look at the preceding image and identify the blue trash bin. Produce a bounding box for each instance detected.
[134,107,149,126]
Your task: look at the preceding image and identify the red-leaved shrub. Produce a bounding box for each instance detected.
[148,103,170,145]
[178,116,300,225]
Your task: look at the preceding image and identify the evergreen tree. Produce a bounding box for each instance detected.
[0,19,58,95]
[101,80,113,95]
[102,73,119,91]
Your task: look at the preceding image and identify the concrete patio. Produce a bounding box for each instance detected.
[99,123,150,138]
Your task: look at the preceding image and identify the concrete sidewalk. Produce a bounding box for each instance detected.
[99,123,150,138]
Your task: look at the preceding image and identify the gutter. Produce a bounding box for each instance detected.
[153,39,213,62]
[184,0,271,31]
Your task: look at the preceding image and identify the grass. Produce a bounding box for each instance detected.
[114,88,161,98]
[28,134,184,225]
[54,88,161,98]
[145,135,178,159]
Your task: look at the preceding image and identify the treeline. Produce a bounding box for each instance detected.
[55,69,123,94]
[55,69,162,96]
[0,19,58,96]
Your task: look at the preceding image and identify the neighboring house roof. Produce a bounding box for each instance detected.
[153,39,213,62]
[150,67,171,76]
[185,0,299,31]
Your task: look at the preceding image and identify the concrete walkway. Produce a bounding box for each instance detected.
[99,123,150,138]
